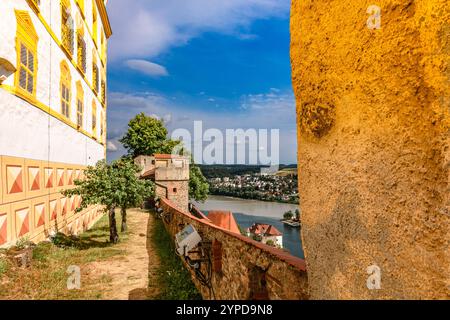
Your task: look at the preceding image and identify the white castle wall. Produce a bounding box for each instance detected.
[0,90,103,165]
[0,0,106,165]
[0,0,110,247]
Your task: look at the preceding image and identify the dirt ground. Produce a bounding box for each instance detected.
[85,208,160,300]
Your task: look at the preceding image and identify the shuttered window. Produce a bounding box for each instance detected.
[100,110,104,138]
[93,63,99,93]
[15,10,38,97]
[18,43,35,94]
[61,84,70,118]
[76,81,84,128]
[60,62,71,119]
[101,79,106,104]
[77,99,83,127]
[61,5,74,55]
[77,32,86,74]
[92,102,97,135]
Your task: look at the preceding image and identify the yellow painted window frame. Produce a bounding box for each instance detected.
[77,26,87,74]
[101,77,106,104]
[100,109,104,140]
[92,58,99,94]
[60,61,72,119]
[76,81,84,128]
[76,0,85,18]
[26,0,40,14]
[100,28,106,63]
[61,1,74,56]
[92,100,97,137]
[92,3,98,45]
[14,10,38,99]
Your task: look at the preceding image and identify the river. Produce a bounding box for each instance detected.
[193,195,304,259]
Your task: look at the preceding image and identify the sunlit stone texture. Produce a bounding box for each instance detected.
[291,0,449,299]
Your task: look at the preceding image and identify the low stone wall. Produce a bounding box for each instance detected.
[159,198,309,300]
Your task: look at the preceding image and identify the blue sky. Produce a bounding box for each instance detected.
[106,0,297,164]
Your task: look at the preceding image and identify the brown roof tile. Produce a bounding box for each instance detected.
[207,211,241,235]
[248,223,282,236]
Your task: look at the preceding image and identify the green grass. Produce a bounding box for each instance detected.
[0,214,127,300]
[0,257,8,276]
[151,214,202,300]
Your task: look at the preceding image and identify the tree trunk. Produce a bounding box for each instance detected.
[121,207,127,232]
[108,206,119,244]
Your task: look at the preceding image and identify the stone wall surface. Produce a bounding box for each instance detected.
[156,180,189,212]
[290,0,449,299]
[159,198,309,300]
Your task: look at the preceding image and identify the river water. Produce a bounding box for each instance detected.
[193,195,304,259]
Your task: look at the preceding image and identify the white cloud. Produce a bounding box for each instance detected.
[106,89,297,164]
[125,59,169,77]
[240,90,295,111]
[162,113,172,124]
[106,140,118,152]
[107,0,290,61]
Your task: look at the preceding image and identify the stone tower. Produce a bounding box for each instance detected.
[291,0,449,299]
[135,154,190,212]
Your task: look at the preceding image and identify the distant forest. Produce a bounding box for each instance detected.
[198,164,297,179]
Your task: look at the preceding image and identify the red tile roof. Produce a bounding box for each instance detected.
[207,211,241,234]
[247,223,282,236]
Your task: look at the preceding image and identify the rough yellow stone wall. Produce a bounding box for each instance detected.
[290,0,449,299]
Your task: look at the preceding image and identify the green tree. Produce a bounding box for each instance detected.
[119,113,179,158]
[64,159,153,243]
[283,210,293,220]
[295,209,300,221]
[120,113,209,202]
[265,240,275,247]
[112,159,154,232]
[189,161,209,202]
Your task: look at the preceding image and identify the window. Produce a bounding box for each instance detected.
[92,101,97,136]
[100,28,106,62]
[100,110,106,143]
[101,79,106,103]
[77,27,86,74]
[76,81,84,127]
[61,1,74,56]
[18,44,36,95]
[77,99,83,127]
[100,110,104,138]
[60,62,72,118]
[15,10,38,97]
[92,59,99,93]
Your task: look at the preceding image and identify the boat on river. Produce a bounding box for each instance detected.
[282,220,301,228]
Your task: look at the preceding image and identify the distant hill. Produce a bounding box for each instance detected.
[276,168,298,177]
[198,164,297,179]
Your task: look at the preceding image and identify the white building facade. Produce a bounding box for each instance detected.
[0,0,112,247]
